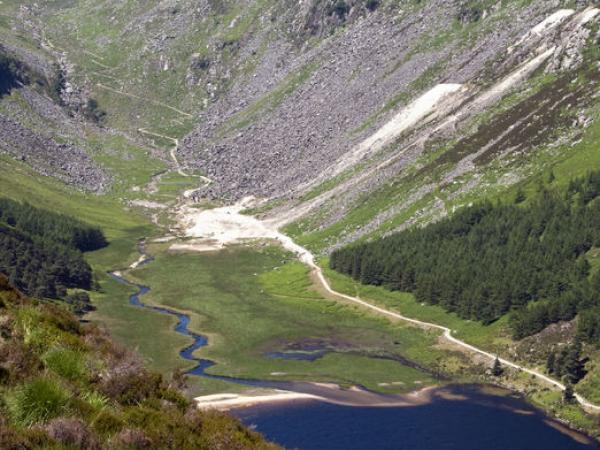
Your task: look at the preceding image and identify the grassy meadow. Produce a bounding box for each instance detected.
[125,245,455,395]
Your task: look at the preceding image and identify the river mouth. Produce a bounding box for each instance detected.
[109,254,442,408]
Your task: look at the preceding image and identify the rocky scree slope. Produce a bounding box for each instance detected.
[13,0,399,137]
[179,0,595,199]
[178,1,598,252]
[0,112,110,193]
[0,43,111,192]
[1,0,598,249]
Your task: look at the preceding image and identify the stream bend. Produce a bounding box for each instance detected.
[106,245,442,406]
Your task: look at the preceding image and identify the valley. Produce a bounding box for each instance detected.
[1,0,600,448]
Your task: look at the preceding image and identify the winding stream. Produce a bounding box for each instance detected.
[105,244,600,449]
[108,247,327,391]
[109,255,229,383]
[107,242,440,398]
[109,261,425,398]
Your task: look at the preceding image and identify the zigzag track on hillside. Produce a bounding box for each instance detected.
[137,128,188,177]
[96,83,192,117]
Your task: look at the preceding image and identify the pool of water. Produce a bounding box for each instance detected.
[264,350,328,361]
[234,385,599,450]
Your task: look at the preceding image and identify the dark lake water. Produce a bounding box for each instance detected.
[234,386,600,450]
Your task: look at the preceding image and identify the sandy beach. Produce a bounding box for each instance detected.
[195,390,323,410]
[195,383,442,411]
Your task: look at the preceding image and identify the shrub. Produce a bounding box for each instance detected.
[199,410,272,449]
[0,339,42,385]
[46,417,101,449]
[123,404,163,429]
[100,370,163,406]
[330,0,349,18]
[0,414,27,448]
[0,414,56,449]
[82,324,118,356]
[457,5,482,23]
[43,347,86,381]
[49,63,66,104]
[159,386,189,411]
[116,428,152,449]
[6,377,70,425]
[91,409,124,435]
[41,303,82,335]
[365,0,379,11]
[82,391,109,412]
[83,99,107,124]
[0,53,28,96]
[69,396,98,421]
[17,307,53,349]
[64,291,95,315]
[0,366,9,384]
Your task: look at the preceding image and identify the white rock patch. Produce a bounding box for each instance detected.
[327,83,463,179]
[575,7,599,26]
[530,9,575,35]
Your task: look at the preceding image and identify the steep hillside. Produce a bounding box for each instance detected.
[0,198,107,301]
[182,0,559,197]
[131,0,597,255]
[263,3,600,253]
[1,1,597,234]
[0,275,278,449]
[330,170,600,331]
[0,43,111,191]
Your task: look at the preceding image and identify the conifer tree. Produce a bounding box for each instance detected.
[491,357,503,377]
[546,352,556,374]
[563,382,575,403]
[330,170,600,342]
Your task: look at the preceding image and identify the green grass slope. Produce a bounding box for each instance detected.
[127,245,451,395]
[0,275,279,449]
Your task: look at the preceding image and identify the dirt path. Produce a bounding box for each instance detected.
[138,128,188,177]
[175,197,600,412]
[170,147,188,177]
[284,239,600,413]
[175,193,600,412]
[173,6,600,412]
[96,83,192,117]
[41,32,193,120]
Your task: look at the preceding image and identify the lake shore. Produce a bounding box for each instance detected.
[195,382,443,411]
[231,384,600,450]
[195,390,322,410]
